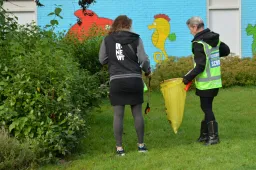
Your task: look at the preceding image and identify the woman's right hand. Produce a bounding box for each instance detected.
[145,72,152,78]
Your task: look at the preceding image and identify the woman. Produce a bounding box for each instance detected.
[99,15,151,156]
[183,16,230,145]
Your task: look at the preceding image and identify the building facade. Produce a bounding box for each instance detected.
[3,0,256,67]
[3,0,37,25]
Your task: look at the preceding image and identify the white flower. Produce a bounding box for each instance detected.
[105,25,111,30]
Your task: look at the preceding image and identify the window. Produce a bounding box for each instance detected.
[207,0,241,56]
[3,0,37,25]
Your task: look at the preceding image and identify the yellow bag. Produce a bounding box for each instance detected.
[160,78,186,134]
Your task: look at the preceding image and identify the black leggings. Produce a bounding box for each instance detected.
[113,104,144,147]
[200,97,216,123]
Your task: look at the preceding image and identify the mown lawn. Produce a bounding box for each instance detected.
[41,87,256,170]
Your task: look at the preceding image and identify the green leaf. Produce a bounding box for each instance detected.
[57,96,62,102]
[59,118,67,125]
[30,101,35,106]
[48,12,55,16]
[58,15,63,19]
[0,82,8,86]
[29,132,34,138]
[9,122,16,132]
[10,98,16,106]
[24,126,32,136]
[50,20,59,26]
[168,33,176,41]
[54,7,62,16]
[29,110,34,115]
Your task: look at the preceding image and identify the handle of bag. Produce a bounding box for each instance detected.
[184,81,192,91]
[144,77,151,115]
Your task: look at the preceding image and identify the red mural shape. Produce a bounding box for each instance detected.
[68,9,113,40]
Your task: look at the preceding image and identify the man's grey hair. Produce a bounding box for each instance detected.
[186,16,204,29]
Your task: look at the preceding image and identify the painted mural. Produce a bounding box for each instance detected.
[68,9,113,40]
[148,14,176,63]
[246,24,256,56]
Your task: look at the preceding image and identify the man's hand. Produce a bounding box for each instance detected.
[182,78,190,85]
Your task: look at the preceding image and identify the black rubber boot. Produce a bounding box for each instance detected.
[205,121,220,146]
[197,120,208,142]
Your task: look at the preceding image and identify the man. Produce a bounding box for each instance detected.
[183,16,230,145]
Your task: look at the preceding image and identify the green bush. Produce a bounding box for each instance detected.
[151,56,256,90]
[221,56,256,87]
[64,24,110,85]
[150,56,193,90]
[0,128,35,170]
[64,36,103,74]
[0,15,105,163]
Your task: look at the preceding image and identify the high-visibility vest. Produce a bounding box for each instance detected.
[192,40,222,90]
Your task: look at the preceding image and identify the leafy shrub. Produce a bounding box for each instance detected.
[150,56,193,90]
[221,56,256,87]
[0,128,35,170]
[0,14,105,163]
[64,24,110,84]
[151,56,256,90]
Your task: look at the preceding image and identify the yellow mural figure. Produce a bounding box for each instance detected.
[148,14,176,63]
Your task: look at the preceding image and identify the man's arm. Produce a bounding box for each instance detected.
[219,42,230,57]
[183,43,206,83]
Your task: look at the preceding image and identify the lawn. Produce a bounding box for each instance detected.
[40,87,256,170]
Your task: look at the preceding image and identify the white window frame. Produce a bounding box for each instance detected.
[207,0,241,57]
[3,0,37,24]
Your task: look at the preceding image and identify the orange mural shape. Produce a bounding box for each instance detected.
[68,9,113,40]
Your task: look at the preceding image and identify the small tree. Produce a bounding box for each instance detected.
[78,0,96,13]
[34,0,96,15]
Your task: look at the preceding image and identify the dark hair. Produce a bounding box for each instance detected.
[109,15,132,34]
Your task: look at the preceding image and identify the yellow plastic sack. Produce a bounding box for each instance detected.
[160,78,186,134]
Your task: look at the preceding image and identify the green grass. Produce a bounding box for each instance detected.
[40,87,256,170]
